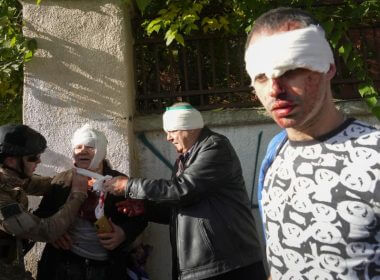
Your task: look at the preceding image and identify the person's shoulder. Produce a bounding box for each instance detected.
[107,169,125,177]
[202,128,229,144]
[0,188,13,206]
[0,171,25,197]
[330,119,380,152]
[103,162,126,177]
[350,119,379,131]
[267,130,288,152]
[345,119,380,141]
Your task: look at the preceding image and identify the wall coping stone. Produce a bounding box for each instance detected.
[134,100,374,132]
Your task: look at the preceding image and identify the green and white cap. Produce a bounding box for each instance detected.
[163,103,204,132]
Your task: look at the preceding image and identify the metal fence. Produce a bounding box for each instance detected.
[133,24,380,114]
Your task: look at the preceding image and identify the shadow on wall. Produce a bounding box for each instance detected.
[37,148,73,176]
[23,7,130,123]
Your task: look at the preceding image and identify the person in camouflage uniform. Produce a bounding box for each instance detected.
[0,124,89,279]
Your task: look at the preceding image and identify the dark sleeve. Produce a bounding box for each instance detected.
[145,201,171,225]
[127,137,235,206]
[34,185,68,218]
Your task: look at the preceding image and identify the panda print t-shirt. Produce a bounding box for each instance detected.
[262,119,380,280]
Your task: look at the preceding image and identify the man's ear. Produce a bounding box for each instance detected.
[326,64,336,80]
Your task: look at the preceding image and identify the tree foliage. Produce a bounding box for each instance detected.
[0,0,37,125]
[0,0,378,120]
[132,0,380,119]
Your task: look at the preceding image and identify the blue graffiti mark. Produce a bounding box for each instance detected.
[137,132,174,170]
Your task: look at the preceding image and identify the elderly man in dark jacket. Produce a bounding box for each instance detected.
[104,102,265,280]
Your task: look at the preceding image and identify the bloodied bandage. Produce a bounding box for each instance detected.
[245,25,334,80]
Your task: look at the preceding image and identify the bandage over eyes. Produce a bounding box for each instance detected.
[245,25,334,80]
[71,124,108,170]
[163,104,204,132]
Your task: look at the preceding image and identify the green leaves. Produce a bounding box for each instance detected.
[142,0,207,46]
[201,16,229,32]
[338,41,352,64]
[0,0,37,124]
[135,0,152,13]
[136,0,380,119]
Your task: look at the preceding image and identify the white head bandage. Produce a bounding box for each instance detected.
[163,104,204,132]
[245,25,334,80]
[71,124,108,170]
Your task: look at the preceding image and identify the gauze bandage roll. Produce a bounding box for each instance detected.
[71,124,108,170]
[245,25,334,80]
[163,104,204,132]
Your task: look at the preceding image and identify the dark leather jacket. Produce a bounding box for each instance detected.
[128,128,262,280]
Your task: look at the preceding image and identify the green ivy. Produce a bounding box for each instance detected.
[0,0,37,125]
[133,0,380,120]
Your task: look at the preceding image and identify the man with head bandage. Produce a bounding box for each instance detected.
[34,124,147,280]
[245,7,380,280]
[104,102,266,279]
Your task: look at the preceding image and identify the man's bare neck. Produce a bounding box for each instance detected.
[286,108,345,141]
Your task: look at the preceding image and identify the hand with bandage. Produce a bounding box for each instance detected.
[116,199,145,217]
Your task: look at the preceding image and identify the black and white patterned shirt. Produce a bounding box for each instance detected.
[262,119,380,280]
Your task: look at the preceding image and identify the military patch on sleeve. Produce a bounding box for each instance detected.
[2,211,38,236]
[0,203,22,221]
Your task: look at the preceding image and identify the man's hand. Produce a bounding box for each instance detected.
[116,199,145,217]
[71,169,89,193]
[103,176,128,196]
[52,233,72,250]
[97,219,126,250]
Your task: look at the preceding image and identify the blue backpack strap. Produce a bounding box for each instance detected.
[257,130,288,239]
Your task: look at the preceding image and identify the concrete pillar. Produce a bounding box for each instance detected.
[22,0,135,176]
[21,0,136,276]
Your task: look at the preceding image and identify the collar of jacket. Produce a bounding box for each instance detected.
[185,127,211,160]
[0,167,29,191]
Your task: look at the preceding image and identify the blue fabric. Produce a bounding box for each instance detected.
[257,130,288,239]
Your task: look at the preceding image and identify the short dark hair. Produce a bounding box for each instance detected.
[245,7,319,49]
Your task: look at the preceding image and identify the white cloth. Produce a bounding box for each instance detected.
[71,124,108,170]
[75,167,112,192]
[75,167,112,219]
[245,25,334,80]
[163,104,204,132]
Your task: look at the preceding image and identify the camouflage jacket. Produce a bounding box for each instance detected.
[0,167,87,273]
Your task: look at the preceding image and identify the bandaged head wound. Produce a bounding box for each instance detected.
[71,124,107,170]
[163,103,204,132]
[245,25,334,80]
